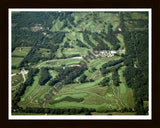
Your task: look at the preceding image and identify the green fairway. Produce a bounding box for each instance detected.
[118,66,135,108]
[63,46,88,57]
[19,71,51,107]
[49,70,58,78]
[36,58,82,68]
[117,34,125,49]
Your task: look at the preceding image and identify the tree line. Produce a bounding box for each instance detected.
[76,39,89,48]
[39,67,52,85]
[120,12,149,115]
[16,107,96,115]
[48,66,87,86]
[19,31,66,67]
[105,23,121,50]
[12,12,57,28]
[92,33,110,50]
[83,33,96,48]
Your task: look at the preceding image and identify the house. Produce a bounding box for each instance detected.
[107,53,114,57]
[111,50,117,54]
[118,28,122,31]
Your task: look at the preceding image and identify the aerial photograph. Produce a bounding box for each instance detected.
[10,9,150,119]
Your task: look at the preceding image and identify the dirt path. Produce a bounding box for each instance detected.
[11,69,28,83]
[11,69,28,91]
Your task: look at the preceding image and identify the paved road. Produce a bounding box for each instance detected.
[21,69,28,82]
[11,69,28,83]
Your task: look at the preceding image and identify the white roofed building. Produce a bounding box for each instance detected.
[111,50,117,54]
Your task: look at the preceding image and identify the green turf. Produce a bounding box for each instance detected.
[19,71,51,107]
[36,58,82,68]
[118,66,135,108]
[12,47,31,57]
[49,70,58,79]
[117,34,125,49]
[63,46,88,57]
[12,57,24,67]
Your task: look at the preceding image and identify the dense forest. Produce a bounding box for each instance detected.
[39,67,52,85]
[49,66,87,86]
[16,107,96,115]
[100,59,124,76]
[120,12,149,114]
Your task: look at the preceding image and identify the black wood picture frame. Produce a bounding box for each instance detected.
[0,0,159,128]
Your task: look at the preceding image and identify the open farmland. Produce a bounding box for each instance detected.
[11,10,149,116]
[12,57,24,67]
[12,47,31,57]
[12,47,31,68]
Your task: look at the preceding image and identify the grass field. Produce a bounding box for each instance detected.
[12,47,31,57]
[18,71,52,107]
[87,56,122,69]
[118,66,135,108]
[36,58,82,68]
[12,57,24,67]
[12,47,32,67]
[117,34,125,49]
[63,46,89,57]
[49,70,58,79]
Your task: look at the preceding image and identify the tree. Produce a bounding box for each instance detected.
[39,67,51,85]
[99,77,110,86]
[108,23,113,35]
[79,74,87,83]
[112,71,120,86]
